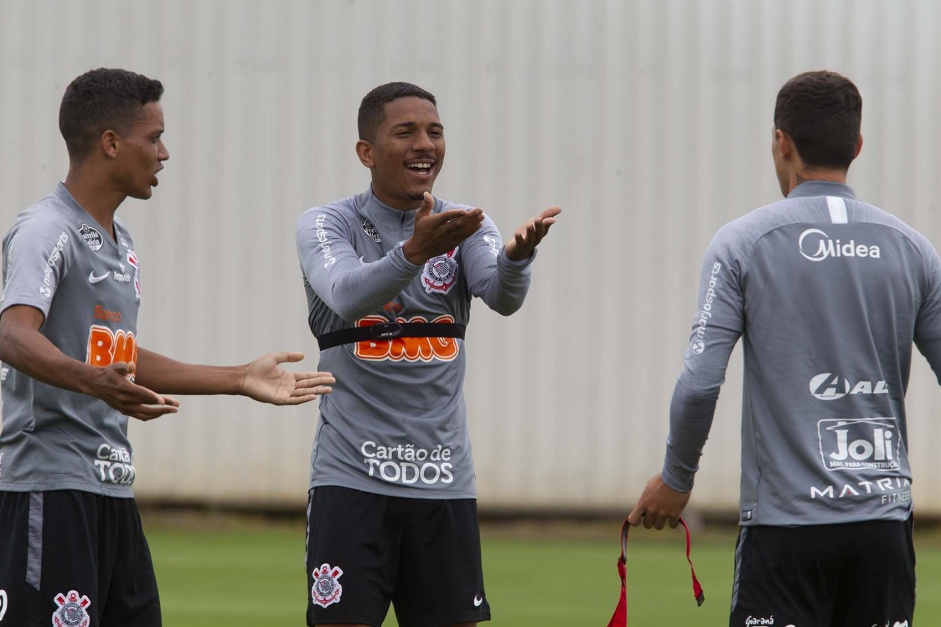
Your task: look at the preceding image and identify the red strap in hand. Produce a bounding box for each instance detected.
[606,517,705,627]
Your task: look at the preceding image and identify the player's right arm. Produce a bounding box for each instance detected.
[630,227,745,528]
[296,193,482,322]
[662,234,745,485]
[0,304,177,420]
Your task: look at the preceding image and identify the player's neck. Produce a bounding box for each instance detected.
[63,167,124,240]
[789,168,848,194]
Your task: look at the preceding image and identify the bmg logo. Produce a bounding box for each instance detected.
[818,418,900,472]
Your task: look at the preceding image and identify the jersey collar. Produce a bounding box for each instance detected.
[787,180,857,200]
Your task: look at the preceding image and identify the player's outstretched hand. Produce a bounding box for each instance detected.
[95,361,180,421]
[240,352,335,405]
[504,205,562,261]
[402,192,484,265]
[627,473,692,530]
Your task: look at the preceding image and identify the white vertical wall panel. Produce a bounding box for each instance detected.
[1,0,940,513]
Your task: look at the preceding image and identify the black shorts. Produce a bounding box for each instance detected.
[305,486,491,627]
[0,490,160,627]
[729,519,915,627]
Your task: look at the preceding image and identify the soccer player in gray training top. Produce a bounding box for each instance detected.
[628,70,940,625]
[296,82,560,627]
[0,68,335,627]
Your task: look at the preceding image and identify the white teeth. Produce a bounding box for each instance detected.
[408,163,431,170]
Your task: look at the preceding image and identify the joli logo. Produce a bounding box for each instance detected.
[817,418,899,472]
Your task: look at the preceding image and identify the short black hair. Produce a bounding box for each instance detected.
[773,70,862,170]
[357,82,437,142]
[59,68,164,160]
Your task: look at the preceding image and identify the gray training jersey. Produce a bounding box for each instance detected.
[296,187,534,499]
[0,183,141,496]
[663,181,941,526]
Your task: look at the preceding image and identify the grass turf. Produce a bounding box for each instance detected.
[145,514,941,626]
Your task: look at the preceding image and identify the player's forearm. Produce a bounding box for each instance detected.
[134,348,245,395]
[0,323,98,396]
[305,247,421,322]
[475,249,533,315]
[660,378,720,492]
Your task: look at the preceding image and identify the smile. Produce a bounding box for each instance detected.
[405,161,434,175]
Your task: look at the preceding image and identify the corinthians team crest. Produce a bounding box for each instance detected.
[362,219,382,243]
[311,563,344,608]
[422,247,459,294]
[52,590,91,627]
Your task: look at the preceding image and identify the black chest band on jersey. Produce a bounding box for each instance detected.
[316,322,466,351]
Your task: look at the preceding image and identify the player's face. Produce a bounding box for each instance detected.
[114,101,169,200]
[363,97,445,210]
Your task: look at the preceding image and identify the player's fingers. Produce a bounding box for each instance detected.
[112,378,167,407]
[296,371,336,384]
[627,506,645,527]
[532,218,548,240]
[281,394,318,405]
[272,351,305,364]
[541,205,563,219]
[293,380,334,395]
[447,207,484,228]
[127,403,178,421]
[160,395,181,408]
[292,371,333,386]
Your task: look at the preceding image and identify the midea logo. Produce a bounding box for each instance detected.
[798,228,881,261]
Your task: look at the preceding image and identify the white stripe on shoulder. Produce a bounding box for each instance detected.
[826,196,848,224]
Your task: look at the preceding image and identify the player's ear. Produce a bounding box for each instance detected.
[99,130,121,159]
[773,128,792,160]
[356,140,375,168]
[853,133,863,160]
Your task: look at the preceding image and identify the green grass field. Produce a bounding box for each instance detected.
[145,513,941,626]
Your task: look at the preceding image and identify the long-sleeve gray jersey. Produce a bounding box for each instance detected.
[296,187,535,499]
[662,181,941,526]
[1,183,141,496]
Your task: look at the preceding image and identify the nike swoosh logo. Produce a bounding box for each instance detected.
[88,271,110,284]
[473,595,483,607]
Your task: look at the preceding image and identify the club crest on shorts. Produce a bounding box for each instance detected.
[51,590,91,627]
[362,219,382,243]
[422,247,459,294]
[311,563,344,608]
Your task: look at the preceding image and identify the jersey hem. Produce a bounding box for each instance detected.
[310,478,477,500]
[739,508,913,527]
[0,481,135,497]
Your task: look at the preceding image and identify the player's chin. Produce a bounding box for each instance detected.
[128,185,155,200]
[408,182,436,201]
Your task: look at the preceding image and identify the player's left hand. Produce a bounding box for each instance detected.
[628,473,692,530]
[240,352,335,405]
[504,206,562,261]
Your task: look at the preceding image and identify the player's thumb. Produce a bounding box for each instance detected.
[111,360,137,381]
[417,191,435,218]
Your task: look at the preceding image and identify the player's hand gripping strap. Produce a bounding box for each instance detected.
[606,517,704,626]
[316,322,466,350]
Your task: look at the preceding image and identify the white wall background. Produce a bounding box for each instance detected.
[1,0,940,515]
